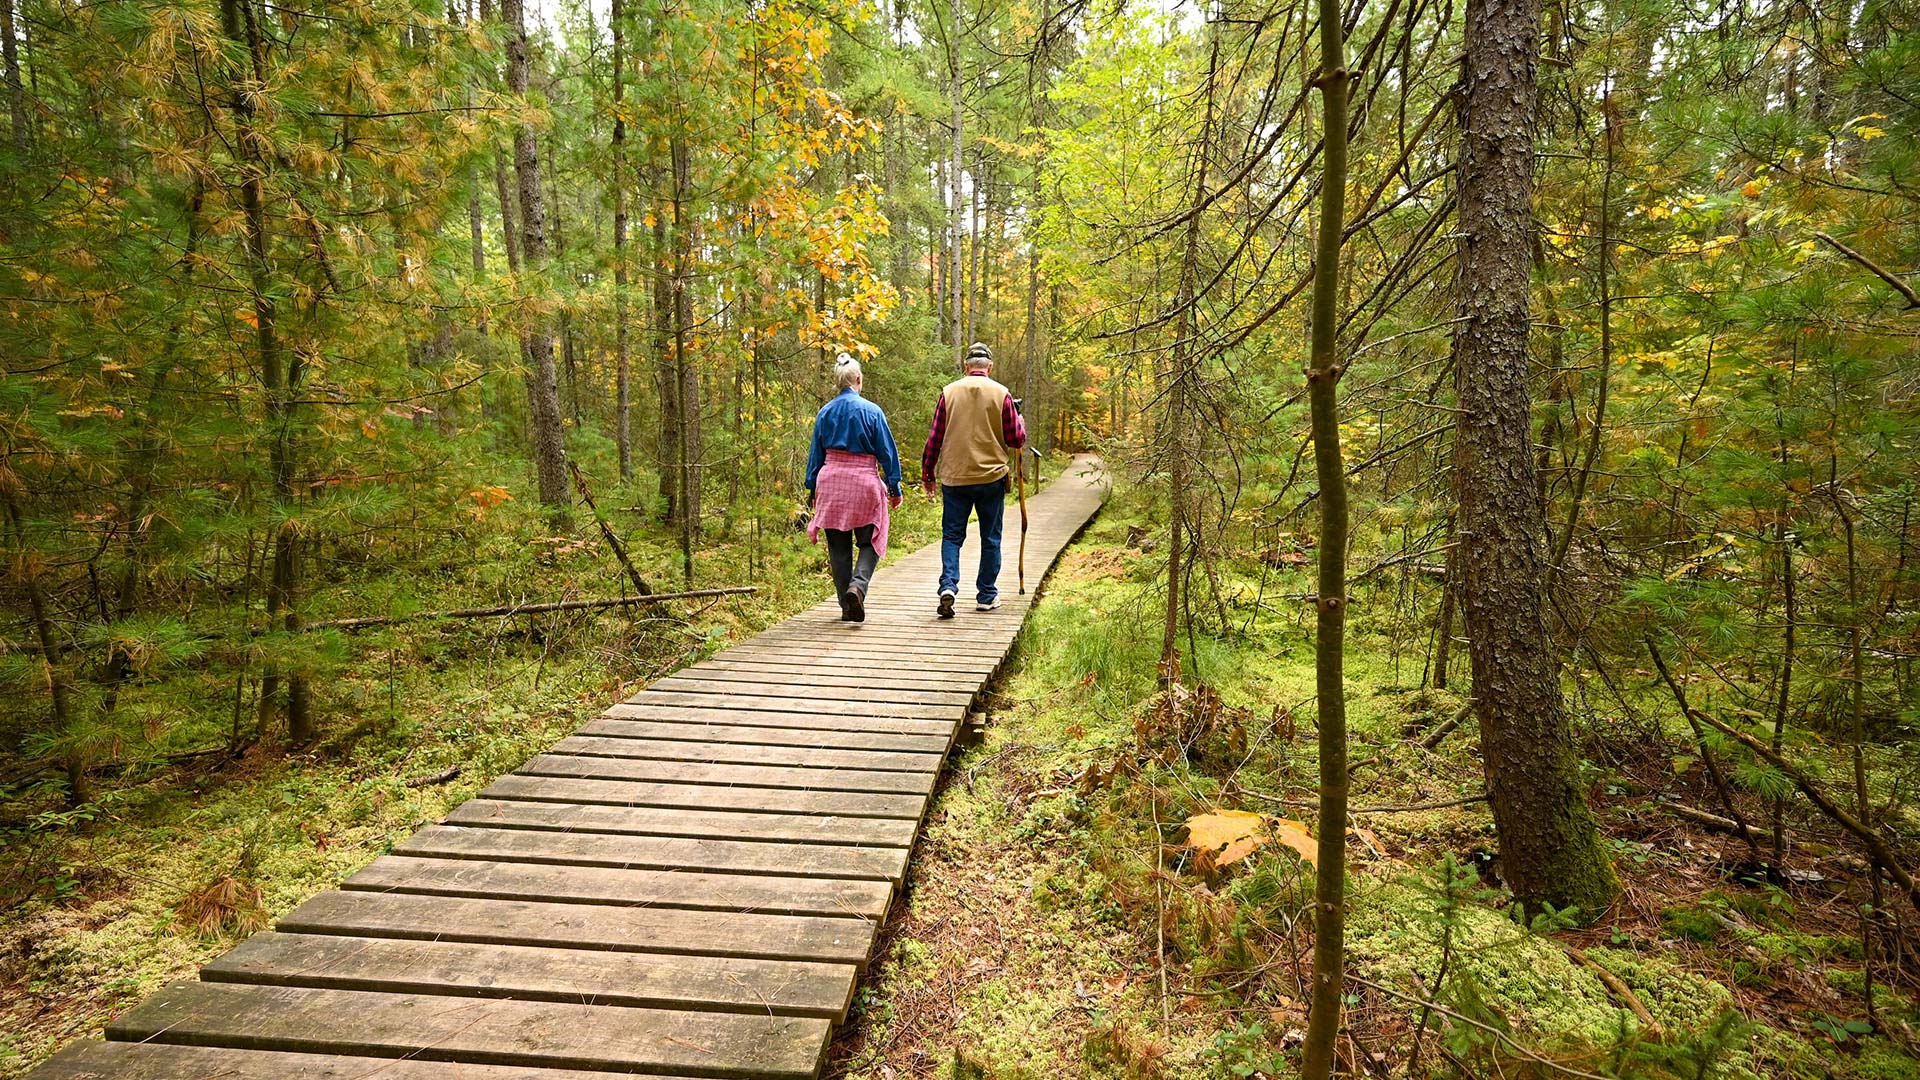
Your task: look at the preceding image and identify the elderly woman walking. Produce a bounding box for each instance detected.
[806,355,904,622]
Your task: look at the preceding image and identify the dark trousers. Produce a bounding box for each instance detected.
[826,524,879,598]
[939,478,1006,603]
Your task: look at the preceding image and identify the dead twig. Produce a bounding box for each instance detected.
[308,587,756,631]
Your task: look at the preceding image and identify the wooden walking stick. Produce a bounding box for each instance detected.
[1016,455,1029,594]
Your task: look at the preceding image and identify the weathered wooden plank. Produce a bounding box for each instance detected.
[601,702,957,737]
[396,823,910,882]
[552,735,945,774]
[629,690,964,720]
[204,932,858,1020]
[277,889,875,965]
[576,717,948,753]
[713,645,1002,668]
[343,855,893,919]
[686,661,980,689]
[106,982,830,1080]
[709,646,998,673]
[453,795,918,846]
[513,752,936,795]
[484,771,926,819]
[649,676,975,707]
[31,1042,681,1080]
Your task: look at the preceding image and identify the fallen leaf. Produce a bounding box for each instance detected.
[1183,811,1319,869]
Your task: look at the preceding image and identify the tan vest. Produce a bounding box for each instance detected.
[935,373,1014,487]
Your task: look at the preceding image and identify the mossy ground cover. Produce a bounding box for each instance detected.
[829,478,1920,1080]
[0,460,958,1079]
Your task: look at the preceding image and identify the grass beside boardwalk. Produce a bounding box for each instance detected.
[828,477,1920,1080]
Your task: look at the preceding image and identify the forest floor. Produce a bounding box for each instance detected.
[4,468,1917,1080]
[825,481,1920,1080]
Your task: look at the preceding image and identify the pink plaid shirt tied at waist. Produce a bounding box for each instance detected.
[807,450,890,559]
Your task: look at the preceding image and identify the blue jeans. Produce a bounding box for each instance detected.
[939,479,1007,603]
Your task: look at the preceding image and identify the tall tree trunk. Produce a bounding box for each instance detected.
[548,138,583,428]
[1,0,24,151]
[1160,30,1220,686]
[949,0,965,363]
[493,157,522,272]
[1023,0,1048,459]
[1450,0,1616,917]
[1299,5,1352,1075]
[670,118,699,582]
[223,0,310,747]
[966,157,985,344]
[4,491,84,805]
[652,205,679,521]
[611,0,632,480]
[1432,537,1456,689]
[1549,83,1619,582]
[503,0,569,509]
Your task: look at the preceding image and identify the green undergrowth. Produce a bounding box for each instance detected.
[0,451,1040,1078]
[834,477,1918,1080]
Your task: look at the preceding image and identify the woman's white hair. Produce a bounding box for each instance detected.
[833,353,863,390]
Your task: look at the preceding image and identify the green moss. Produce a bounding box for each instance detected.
[1663,903,1726,943]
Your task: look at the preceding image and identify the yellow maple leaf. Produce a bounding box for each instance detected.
[1183,811,1318,871]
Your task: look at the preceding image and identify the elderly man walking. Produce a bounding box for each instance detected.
[921,342,1027,619]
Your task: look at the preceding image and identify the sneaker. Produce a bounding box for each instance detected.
[976,597,1001,612]
[937,591,956,620]
[845,587,866,624]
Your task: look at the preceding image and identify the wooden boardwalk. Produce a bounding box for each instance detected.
[34,457,1107,1080]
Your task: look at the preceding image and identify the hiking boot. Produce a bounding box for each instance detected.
[976,597,1001,612]
[846,587,866,624]
[838,592,854,621]
[937,591,956,620]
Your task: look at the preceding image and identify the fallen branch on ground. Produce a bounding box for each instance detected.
[309,587,758,631]
[404,767,461,788]
[1562,942,1663,1035]
[1419,700,1475,751]
[1351,793,1488,814]
[1686,706,1920,916]
[1660,802,1780,844]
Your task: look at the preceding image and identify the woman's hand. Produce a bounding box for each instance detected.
[889,494,903,510]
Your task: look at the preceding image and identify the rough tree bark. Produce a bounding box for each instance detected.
[1,0,25,150]
[1450,0,1617,916]
[503,0,569,509]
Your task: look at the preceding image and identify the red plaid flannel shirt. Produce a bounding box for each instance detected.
[921,369,1028,486]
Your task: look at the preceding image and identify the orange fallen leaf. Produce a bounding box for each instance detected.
[1183,811,1319,870]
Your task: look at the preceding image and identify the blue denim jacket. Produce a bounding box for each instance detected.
[806,389,903,497]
